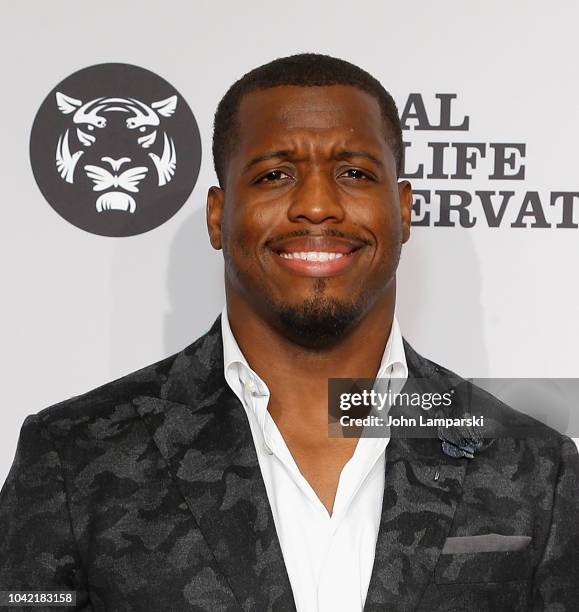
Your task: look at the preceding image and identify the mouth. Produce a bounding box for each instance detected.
[268,235,367,277]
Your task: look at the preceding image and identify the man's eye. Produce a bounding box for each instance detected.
[256,170,291,183]
[341,169,372,180]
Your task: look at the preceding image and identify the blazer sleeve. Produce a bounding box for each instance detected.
[531,436,579,610]
[0,414,91,610]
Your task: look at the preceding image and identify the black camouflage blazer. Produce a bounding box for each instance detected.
[1,315,578,611]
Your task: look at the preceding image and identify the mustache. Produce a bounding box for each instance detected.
[265,228,372,247]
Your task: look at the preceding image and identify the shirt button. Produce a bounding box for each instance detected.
[246,379,256,392]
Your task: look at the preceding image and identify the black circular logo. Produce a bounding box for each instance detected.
[30,63,201,237]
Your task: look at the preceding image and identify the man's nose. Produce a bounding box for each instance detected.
[287,169,346,224]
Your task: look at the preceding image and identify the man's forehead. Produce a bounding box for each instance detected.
[237,85,383,134]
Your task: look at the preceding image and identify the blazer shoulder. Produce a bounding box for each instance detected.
[31,350,179,439]
[25,317,224,448]
[403,338,569,449]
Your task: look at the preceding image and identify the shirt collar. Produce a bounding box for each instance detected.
[222,306,268,396]
[221,305,408,397]
[375,315,408,382]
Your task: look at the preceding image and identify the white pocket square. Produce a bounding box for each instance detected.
[442,533,532,554]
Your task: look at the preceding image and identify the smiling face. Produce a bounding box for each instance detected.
[207,84,412,348]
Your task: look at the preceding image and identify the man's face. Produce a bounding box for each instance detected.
[207,84,412,347]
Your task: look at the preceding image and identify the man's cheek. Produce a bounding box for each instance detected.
[225,234,253,260]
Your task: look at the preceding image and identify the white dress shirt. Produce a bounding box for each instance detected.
[221,307,408,612]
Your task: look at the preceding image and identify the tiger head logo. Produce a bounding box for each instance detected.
[55,92,178,214]
[30,63,201,237]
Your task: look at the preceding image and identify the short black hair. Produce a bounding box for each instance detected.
[212,53,403,187]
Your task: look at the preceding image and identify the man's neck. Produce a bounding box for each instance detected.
[225,290,396,425]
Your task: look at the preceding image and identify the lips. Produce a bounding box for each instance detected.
[268,235,367,277]
[270,235,364,254]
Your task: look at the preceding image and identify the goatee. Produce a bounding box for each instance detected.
[272,283,365,349]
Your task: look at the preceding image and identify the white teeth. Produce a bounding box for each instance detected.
[279,251,345,261]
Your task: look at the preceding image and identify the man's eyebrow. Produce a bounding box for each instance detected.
[335,150,384,167]
[242,149,385,172]
[243,150,293,172]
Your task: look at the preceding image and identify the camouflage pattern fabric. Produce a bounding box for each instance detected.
[1,315,578,611]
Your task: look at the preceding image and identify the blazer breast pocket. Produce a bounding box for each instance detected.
[435,534,532,584]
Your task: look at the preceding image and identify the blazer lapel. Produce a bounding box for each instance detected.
[364,341,469,611]
[133,318,296,612]
[131,319,469,611]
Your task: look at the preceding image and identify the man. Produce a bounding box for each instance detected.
[1,54,578,611]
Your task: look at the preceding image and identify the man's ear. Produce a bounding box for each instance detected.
[206,186,224,250]
[398,180,413,244]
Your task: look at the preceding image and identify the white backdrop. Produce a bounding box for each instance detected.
[2,0,578,485]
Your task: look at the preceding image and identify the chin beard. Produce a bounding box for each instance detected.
[272,292,365,349]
